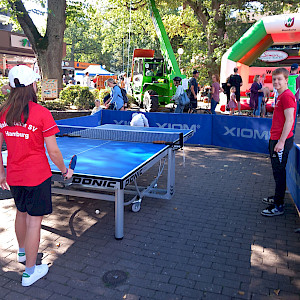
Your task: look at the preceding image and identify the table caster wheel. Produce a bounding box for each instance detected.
[132,202,141,213]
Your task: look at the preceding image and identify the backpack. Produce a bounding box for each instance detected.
[120,87,128,104]
[179,92,190,106]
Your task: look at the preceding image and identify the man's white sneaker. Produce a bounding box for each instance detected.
[17,251,26,263]
[22,264,48,287]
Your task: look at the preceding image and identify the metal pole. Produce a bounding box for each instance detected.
[126,0,132,77]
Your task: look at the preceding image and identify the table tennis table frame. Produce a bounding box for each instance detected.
[51,145,177,239]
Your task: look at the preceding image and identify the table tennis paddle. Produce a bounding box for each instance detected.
[63,155,77,181]
[69,155,77,170]
[153,133,184,147]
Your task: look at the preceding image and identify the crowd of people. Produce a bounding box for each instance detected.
[171,64,299,119]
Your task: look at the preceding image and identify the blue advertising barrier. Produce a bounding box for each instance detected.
[101,110,213,145]
[56,111,101,127]
[57,110,300,214]
[212,115,272,154]
[286,144,300,214]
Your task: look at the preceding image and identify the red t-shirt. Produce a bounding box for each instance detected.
[0,101,59,186]
[270,89,296,140]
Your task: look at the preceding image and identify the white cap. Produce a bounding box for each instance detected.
[9,65,40,88]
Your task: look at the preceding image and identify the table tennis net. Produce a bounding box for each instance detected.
[57,125,185,145]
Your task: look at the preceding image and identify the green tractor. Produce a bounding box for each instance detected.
[130,0,185,112]
[131,49,177,112]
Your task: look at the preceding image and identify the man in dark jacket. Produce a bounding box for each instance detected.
[188,70,199,113]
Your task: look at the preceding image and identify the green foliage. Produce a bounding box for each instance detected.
[59,85,95,109]
[90,88,100,101]
[126,93,135,107]
[74,87,95,109]
[39,99,68,111]
[60,84,81,105]
[0,77,9,104]
[98,88,111,104]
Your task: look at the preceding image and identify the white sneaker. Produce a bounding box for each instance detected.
[22,264,49,287]
[17,251,26,263]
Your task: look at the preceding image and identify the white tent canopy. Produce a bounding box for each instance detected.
[82,65,114,76]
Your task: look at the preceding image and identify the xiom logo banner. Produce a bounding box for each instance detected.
[284,17,294,28]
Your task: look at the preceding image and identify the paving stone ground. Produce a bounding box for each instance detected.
[0,145,299,300]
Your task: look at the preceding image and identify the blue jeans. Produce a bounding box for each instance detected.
[254,96,263,116]
[211,98,218,115]
[175,104,185,113]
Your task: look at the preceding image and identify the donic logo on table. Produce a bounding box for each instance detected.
[224,127,270,140]
[72,177,117,188]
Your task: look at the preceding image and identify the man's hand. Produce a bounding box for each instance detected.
[274,140,285,153]
[194,94,197,100]
[63,168,74,180]
[0,175,9,190]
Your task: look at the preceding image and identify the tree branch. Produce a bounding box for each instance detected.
[185,0,209,28]
[8,0,42,52]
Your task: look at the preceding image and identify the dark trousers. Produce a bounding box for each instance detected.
[269,137,294,206]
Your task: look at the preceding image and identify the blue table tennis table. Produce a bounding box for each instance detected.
[3,124,193,239]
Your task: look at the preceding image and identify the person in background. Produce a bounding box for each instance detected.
[255,78,264,117]
[93,74,101,89]
[260,73,266,86]
[228,67,243,115]
[123,73,130,93]
[64,73,71,85]
[289,63,300,130]
[261,86,270,118]
[71,75,76,85]
[228,86,237,115]
[104,78,124,110]
[83,72,92,88]
[0,65,73,286]
[119,75,125,89]
[222,76,231,110]
[250,75,260,116]
[188,70,199,113]
[91,99,102,115]
[171,77,185,113]
[261,68,296,217]
[130,113,149,127]
[210,74,223,115]
[274,88,279,104]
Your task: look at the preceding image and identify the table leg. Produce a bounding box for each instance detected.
[115,188,124,240]
[167,148,175,198]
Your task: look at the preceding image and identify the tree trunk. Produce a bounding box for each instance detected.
[8,0,66,93]
[36,0,66,93]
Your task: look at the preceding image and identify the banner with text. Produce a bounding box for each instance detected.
[212,115,272,154]
[101,110,212,145]
[56,110,101,127]
[286,144,300,214]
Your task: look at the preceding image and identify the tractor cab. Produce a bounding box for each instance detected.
[130,49,174,111]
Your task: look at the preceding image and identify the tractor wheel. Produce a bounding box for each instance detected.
[143,90,159,112]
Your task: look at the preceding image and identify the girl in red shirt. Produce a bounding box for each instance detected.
[0,65,73,286]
